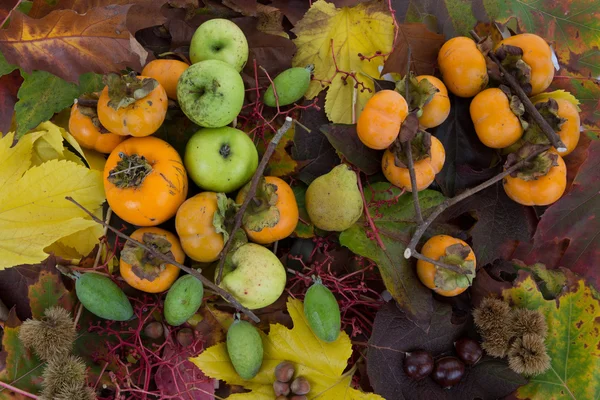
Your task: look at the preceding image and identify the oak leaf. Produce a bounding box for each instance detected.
[0,7,148,83]
[292,0,394,124]
[191,298,383,399]
[0,125,105,269]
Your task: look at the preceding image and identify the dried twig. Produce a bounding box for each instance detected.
[470,30,567,152]
[404,145,550,259]
[215,117,294,284]
[65,197,260,323]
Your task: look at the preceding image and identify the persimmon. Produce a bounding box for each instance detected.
[497,34,554,96]
[97,73,168,137]
[236,176,299,244]
[531,98,580,156]
[438,37,488,98]
[69,102,124,154]
[416,235,476,297]
[104,136,188,226]
[141,59,189,100]
[357,90,408,150]
[470,88,524,148]
[120,227,183,293]
[382,135,445,192]
[503,150,566,206]
[416,75,451,129]
[175,192,225,263]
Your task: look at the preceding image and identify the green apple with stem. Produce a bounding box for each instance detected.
[177,60,244,128]
[190,19,248,72]
[217,243,286,310]
[184,126,258,193]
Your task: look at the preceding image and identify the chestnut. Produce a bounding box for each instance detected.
[402,350,434,380]
[432,356,465,388]
[455,337,483,365]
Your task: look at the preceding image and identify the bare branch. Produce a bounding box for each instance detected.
[65,196,260,323]
[215,117,294,284]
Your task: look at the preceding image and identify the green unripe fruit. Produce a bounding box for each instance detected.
[227,319,264,380]
[304,279,341,342]
[164,275,204,326]
[75,273,133,321]
[263,66,313,107]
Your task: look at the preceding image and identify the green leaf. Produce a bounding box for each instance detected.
[503,275,600,399]
[292,183,314,238]
[0,310,44,395]
[28,266,76,319]
[78,72,104,95]
[0,50,17,76]
[15,70,79,138]
[340,183,445,326]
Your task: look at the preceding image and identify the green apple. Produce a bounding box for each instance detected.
[190,19,249,72]
[184,126,258,193]
[218,243,286,309]
[177,60,244,128]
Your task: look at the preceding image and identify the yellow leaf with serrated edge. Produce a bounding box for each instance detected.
[530,90,582,111]
[0,129,105,269]
[292,0,393,123]
[53,207,104,257]
[191,298,383,400]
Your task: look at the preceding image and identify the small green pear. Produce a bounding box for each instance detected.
[305,164,363,231]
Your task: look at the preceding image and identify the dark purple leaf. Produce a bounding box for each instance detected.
[368,301,526,400]
[320,124,381,175]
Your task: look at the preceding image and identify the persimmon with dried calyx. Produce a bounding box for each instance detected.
[176,192,236,262]
[97,73,168,137]
[438,37,488,98]
[141,59,189,100]
[395,73,450,129]
[357,89,408,150]
[416,235,476,297]
[470,87,526,149]
[120,227,183,293]
[496,33,554,96]
[69,98,124,154]
[503,146,566,206]
[104,136,187,226]
[523,97,581,156]
[382,130,445,192]
[236,176,298,245]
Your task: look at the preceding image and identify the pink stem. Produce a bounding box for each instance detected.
[356,171,386,250]
[0,381,38,399]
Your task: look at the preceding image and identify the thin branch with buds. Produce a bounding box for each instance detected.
[65,197,260,323]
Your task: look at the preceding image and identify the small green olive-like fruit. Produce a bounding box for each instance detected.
[263,66,313,107]
[227,319,264,380]
[304,279,341,342]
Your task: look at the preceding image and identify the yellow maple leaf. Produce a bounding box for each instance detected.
[191,298,383,400]
[0,128,105,269]
[292,0,394,124]
[529,90,582,111]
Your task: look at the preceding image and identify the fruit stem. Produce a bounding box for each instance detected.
[0,381,38,399]
[469,30,567,153]
[403,144,551,264]
[64,196,261,323]
[214,117,294,285]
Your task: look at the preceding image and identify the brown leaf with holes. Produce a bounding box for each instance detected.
[0,6,148,83]
[382,23,445,76]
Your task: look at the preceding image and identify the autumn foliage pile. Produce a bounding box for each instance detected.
[0,0,600,400]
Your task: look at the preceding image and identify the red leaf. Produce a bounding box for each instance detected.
[0,0,20,27]
[155,337,215,400]
[382,23,445,76]
[0,7,148,83]
[0,70,22,134]
[532,140,600,290]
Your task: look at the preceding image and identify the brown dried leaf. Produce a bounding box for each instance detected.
[382,23,445,76]
[0,7,148,83]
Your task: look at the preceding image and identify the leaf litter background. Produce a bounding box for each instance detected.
[0,0,599,399]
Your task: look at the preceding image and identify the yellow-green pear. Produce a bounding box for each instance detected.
[218,243,286,309]
[305,164,363,231]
